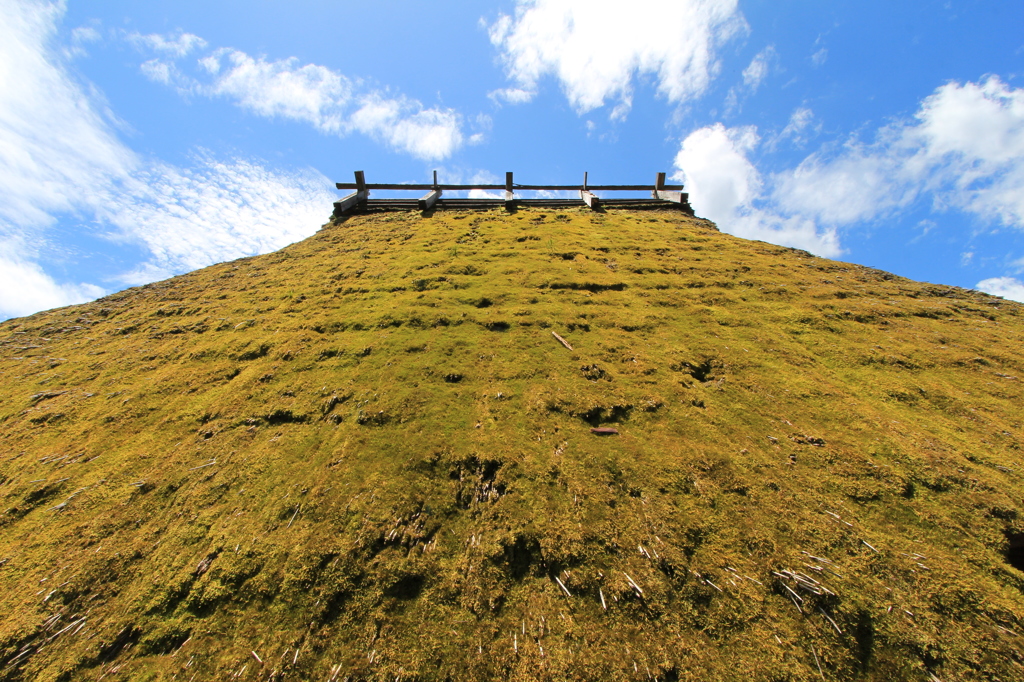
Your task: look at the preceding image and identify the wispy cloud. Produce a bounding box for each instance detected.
[742,45,776,90]
[675,77,1024,263]
[0,0,336,319]
[127,29,206,58]
[762,106,820,151]
[488,0,746,118]
[131,36,468,161]
[724,44,777,115]
[98,154,335,283]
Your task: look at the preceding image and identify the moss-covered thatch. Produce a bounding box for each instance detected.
[1,208,1023,680]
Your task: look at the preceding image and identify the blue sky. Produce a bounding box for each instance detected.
[2,0,1023,319]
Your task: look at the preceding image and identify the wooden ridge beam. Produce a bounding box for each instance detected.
[333,170,690,216]
[335,182,684,189]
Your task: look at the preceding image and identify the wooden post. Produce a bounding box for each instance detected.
[652,171,684,203]
[417,169,442,209]
[505,171,515,209]
[334,170,369,215]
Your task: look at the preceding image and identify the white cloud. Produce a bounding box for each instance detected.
[489,87,534,104]
[811,48,827,67]
[673,123,840,256]
[975,276,1024,303]
[127,30,206,58]
[674,76,1024,261]
[199,49,352,133]
[489,0,746,117]
[912,77,1024,226]
[774,76,1024,230]
[133,37,465,161]
[0,0,136,230]
[724,45,777,116]
[348,94,463,160]
[70,25,101,45]
[0,255,104,318]
[773,142,917,225]
[0,0,336,320]
[770,106,817,148]
[139,58,176,86]
[742,45,776,90]
[0,239,103,318]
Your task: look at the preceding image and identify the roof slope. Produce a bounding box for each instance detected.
[1,208,1023,680]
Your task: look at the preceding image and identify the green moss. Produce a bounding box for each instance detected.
[0,208,1023,680]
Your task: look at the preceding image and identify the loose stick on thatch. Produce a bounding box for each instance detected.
[810,643,826,681]
[551,331,573,351]
[554,576,572,598]
[819,608,843,635]
[599,588,607,611]
[172,636,191,656]
[623,572,644,596]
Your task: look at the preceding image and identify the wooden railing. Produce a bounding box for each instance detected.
[333,171,690,215]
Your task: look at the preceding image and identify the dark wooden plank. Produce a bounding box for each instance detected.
[354,170,366,193]
[336,183,502,190]
[655,172,667,190]
[516,183,684,188]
